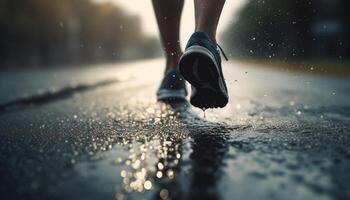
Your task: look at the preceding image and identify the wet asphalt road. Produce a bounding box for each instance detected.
[0,59,350,200]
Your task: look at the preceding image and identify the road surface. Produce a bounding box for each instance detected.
[1,59,350,200]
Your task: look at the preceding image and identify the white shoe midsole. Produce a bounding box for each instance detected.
[157,89,187,100]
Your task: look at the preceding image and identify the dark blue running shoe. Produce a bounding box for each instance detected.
[157,68,187,102]
[179,32,229,109]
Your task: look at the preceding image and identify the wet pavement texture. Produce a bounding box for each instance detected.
[1,59,350,200]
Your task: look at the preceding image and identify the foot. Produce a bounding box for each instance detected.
[157,68,187,102]
[179,32,229,109]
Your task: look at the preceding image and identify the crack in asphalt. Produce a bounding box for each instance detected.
[0,79,119,114]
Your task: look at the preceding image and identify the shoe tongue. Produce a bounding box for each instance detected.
[192,31,210,39]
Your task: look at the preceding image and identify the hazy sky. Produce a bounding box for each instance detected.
[94,0,247,45]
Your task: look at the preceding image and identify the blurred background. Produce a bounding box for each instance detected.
[0,0,349,69]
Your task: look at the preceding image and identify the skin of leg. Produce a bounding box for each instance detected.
[194,0,226,44]
[152,0,184,70]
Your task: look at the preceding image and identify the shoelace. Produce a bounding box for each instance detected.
[217,44,228,61]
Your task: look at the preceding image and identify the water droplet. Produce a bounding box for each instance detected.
[144,180,152,190]
[160,189,169,200]
[157,162,164,170]
[202,108,206,118]
[156,171,163,178]
[121,170,127,178]
[167,169,174,179]
[132,159,141,169]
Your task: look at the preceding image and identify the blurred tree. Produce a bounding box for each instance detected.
[223,0,349,61]
[0,0,160,68]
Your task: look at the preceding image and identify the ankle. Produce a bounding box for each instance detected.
[194,29,217,44]
[166,60,179,70]
[165,52,182,70]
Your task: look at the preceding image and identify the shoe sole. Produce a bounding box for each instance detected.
[157,89,187,102]
[179,45,228,109]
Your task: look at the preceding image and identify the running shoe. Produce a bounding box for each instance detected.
[157,68,187,102]
[179,32,229,109]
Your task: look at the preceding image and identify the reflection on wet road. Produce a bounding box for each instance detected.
[0,59,349,200]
